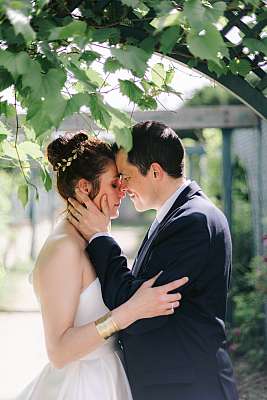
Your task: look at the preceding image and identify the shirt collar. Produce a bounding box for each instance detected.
[156,179,191,223]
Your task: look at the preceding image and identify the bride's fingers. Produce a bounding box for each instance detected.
[100,195,109,217]
[142,271,163,288]
[68,198,85,215]
[68,205,82,220]
[161,277,189,293]
[162,292,182,302]
[73,189,97,211]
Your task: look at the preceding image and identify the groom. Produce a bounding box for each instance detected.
[68,121,238,400]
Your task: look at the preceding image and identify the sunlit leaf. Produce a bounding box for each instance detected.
[187,26,228,64]
[243,38,267,56]
[151,63,166,88]
[150,9,181,31]
[6,7,36,43]
[104,57,123,73]
[18,184,28,208]
[229,59,251,77]
[111,46,150,78]
[119,80,144,103]
[48,21,87,40]
[19,141,44,160]
[87,94,112,130]
[160,26,180,54]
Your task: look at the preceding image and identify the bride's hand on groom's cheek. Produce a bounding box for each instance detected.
[67,189,111,240]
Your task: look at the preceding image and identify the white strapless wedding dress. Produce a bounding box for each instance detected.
[16,278,133,400]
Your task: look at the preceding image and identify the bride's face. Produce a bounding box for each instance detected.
[93,161,125,219]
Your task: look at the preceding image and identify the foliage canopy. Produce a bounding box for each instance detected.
[0,0,266,203]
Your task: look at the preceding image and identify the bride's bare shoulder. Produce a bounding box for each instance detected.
[33,220,84,285]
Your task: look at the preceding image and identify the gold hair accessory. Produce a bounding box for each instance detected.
[54,146,85,172]
[95,311,120,340]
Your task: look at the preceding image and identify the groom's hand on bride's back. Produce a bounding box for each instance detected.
[67,189,110,241]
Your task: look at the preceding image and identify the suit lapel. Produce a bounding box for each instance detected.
[132,225,160,277]
[132,181,203,277]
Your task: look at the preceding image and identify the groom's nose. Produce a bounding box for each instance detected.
[119,179,128,192]
[118,181,127,198]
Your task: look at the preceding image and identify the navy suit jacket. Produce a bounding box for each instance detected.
[86,181,238,400]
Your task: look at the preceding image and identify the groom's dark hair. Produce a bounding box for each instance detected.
[117,121,185,177]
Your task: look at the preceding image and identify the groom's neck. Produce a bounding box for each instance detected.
[155,176,187,211]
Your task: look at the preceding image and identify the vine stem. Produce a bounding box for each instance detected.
[14,89,38,196]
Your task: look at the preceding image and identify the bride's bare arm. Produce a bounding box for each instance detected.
[35,238,186,369]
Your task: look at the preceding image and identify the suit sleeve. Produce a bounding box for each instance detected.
[86,236,146,308]
[86,213,211,335]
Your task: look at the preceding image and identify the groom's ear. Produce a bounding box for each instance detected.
[150,163,163,180]
[76,178,92,196]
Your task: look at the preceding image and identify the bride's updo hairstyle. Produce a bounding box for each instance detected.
[47,132,114,200]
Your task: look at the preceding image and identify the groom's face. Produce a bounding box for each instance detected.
[116,150,155,212]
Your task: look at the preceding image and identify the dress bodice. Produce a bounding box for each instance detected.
[74,278,109,327]
[74,278,117,360]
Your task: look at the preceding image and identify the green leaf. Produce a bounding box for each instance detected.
[92,28,120,44]
[150,9,181,31]
[0,101,16,118]
[243,38,267,56]
[104,57,123,73]
[86,68,105,88]
[42,68,66,95]
[87,94,112,130]
[151,63,166,88]
[119,80,144,103]
[26,91,67,136]
[207,60,227,77]
[36,0,50,10]
[80,50,101,63]
[40,165,52,192]
[165,68,175,85]
[229,59,251,77]
[160,26,180,54]
[64,93,90,118]
[120,0,140,7]
[0,134,7,143]
[21,59,42,96]
[184,0,226,31]
[138,96,157,110]
[0,121,12,138]
[6,7,36,43]
[105,105,133,151]
[23,125,36,141]
[133,2,150,18]
[19,141,43,160]
[2,140,27,161]
[48,20,87,40]
[111,46,150,78]
[0,50,30,79]
[0,67,13,91]
[68,62,97,90]
[187,26,228,64]
[141,79,155,93]
[18,184,28,208]
[204,2,226,23]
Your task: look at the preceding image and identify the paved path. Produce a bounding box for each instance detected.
[0,226,145,399]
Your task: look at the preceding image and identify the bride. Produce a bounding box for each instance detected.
[17,132,186,400]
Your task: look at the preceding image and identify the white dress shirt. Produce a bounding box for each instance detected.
[148,180,191,238]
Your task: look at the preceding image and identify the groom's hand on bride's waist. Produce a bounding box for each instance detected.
[67,189,111,241]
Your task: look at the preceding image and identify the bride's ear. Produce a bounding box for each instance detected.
[76,178,92,196]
